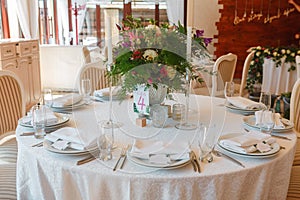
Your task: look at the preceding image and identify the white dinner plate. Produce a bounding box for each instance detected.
[243,115,294,133]
[218,133,281,158]
[18,113,69,129]
[43,139,98,155]
[127,152,190,169]
[50,101,86,111]
[225,104,259,115]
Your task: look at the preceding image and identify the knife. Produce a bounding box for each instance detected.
[271,134,291,141]
[191,151,201,173]
[77,155,96,165]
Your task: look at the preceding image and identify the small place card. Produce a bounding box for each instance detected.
[133,84,150,115]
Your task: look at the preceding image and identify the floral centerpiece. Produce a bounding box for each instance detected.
[246,46,300,95]
[110,16,212,100]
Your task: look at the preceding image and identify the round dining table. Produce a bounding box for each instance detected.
[16,94,296,200]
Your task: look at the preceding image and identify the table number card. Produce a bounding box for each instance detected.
[133,85,150,115]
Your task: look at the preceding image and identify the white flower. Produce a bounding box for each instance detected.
[297,50,300,54]
[250,60,255,65]
[256,52,261,56]
[287,49,291,54]
[273,52,278,57]
[166,66,176,79]
[143,49,158,61]
[146,25,161,36]
[291,53,295,57]
[264,49,269,53]
[256,46,262,50]
[281,49,286,54]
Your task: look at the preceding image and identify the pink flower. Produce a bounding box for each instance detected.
[147,78,153,84]
[160,67,168,77]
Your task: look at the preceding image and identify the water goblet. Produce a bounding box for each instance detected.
[259,92,272,110]
[81,79,92,104]
[32,104,47,139]
[259,109,275,135]
[97,121,114,161]
[197,124,221,162]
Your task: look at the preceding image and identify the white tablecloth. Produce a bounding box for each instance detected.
[262,58,298,95]
[16,94,296,200]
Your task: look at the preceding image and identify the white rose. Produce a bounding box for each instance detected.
[256,52,261,56]
[250,60,255,65]
[291,53,295,57]
[143,49,158,60]
[257,46,262,50]
[281,49,286,54]
[273,52,277,57]
[287,50,291,54]
[297,50,300,54]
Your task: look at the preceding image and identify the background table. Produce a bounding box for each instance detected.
[16,94,296,200]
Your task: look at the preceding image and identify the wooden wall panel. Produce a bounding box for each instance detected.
[215,0,300,78]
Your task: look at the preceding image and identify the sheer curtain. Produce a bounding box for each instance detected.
[166,0,184,26]
[15,0,39,39]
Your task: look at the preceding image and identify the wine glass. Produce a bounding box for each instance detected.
[81,79,92,104]
[197,124,220,162]
[259,92,272,110]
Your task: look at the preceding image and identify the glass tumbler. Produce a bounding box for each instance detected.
[32,104,47,139]
[97,122,114,161]
[172,104,185,122]
[224,81,235,98]
[259,109,275,134]
[151,104,168,128]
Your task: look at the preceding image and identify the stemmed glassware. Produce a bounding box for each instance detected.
[259,92,272,110]
[197,124,221,162]
[81,79,92,104]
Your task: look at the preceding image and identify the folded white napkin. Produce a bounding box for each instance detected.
[130,139,190,164]
[227,96,266,110]
[51,93,82,108]
[219,131,276,153]
[45,127,97,151]
[22,107,58,125]
[94,86,120,97]
[274,113,284,129]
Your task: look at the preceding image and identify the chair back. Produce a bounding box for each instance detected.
[290,78,300,133]
[212,53,237,97]
[296,55,300,79]
[239,51,254,96]
[77,61,108,95]
[0,70,25,135]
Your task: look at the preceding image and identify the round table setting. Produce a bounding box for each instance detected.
[16,93,297,200]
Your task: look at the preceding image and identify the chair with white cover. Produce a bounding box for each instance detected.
[238,51,255,97]
[211,53,237,97]
[77,61,109,95]
[296,56,300,79]
[0,70,25,199]
[287,78,300,200]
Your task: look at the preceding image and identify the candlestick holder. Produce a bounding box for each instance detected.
[175,67,197,130]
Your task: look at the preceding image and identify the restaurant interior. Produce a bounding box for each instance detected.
[0,0,300,199]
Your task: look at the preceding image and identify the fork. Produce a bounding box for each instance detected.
[113,146,128,171]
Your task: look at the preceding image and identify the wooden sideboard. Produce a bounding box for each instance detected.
[0,39,41,111]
